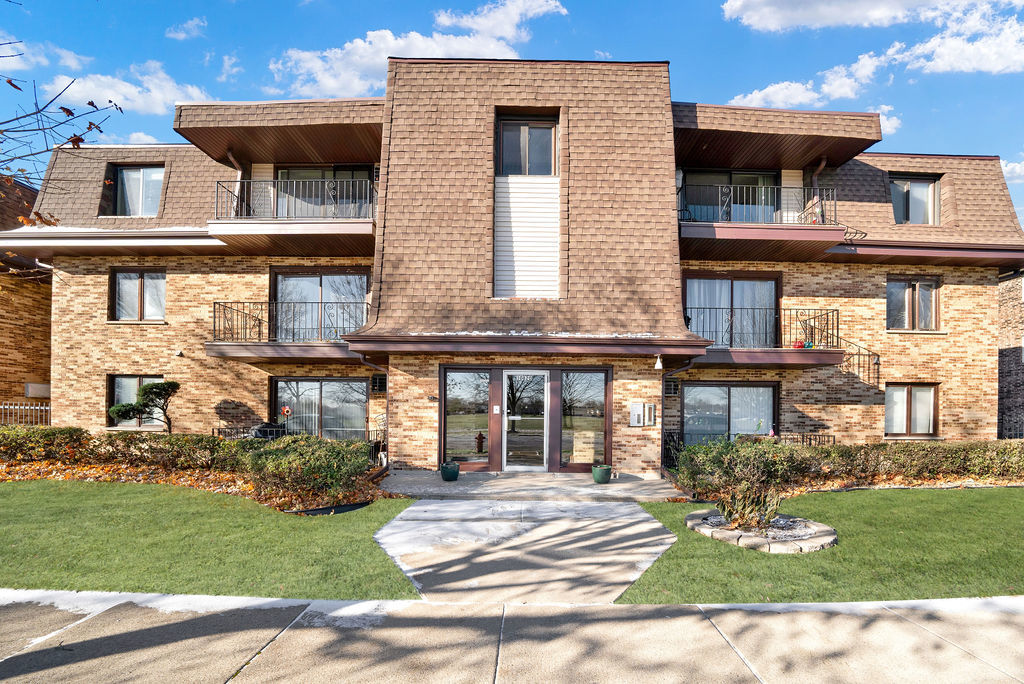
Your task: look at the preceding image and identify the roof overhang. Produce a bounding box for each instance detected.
[679,223,848,261]
[824,242,1024,267]
[207,220,375,257]
[673,103,882,169]
[174,100,384,165]
[344,334,711,356]
[0,227,230,258]
[204,342,363,363]
[694,348,846,368]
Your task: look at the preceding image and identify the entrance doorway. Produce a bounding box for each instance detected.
[502,370,548,471]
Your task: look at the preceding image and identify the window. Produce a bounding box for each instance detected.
[680,170,778,223]
[560,371,607,467]
[272,269,369,341]
[371,373,387,394]
[664,377,680,397]
[275,166,373,218]
[115,166,164,216]
[886,276,938,330]
[890,176,938,225]
[681,383,775,445]
[108,375,163,427]
[443,370,491,464]
[110,268,166,321]
[498,121,556,176]
[272,378,368,440]
[685,276,777,348]
[885,384,937,437]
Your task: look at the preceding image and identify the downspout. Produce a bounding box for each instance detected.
[810,155,827,224]
[226,149,243,218]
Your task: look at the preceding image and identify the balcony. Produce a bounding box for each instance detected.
[685,307,847,367]
[679,185,837,226]
[207,179,377,257]
[205,301,369,362]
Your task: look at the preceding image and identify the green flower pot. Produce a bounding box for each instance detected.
[592,464,612,484]
[440,462,460,482]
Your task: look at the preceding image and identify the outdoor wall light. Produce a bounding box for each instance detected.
[654,354,663,370]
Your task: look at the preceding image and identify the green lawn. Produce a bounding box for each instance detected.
[0,480,418,600]
[620,488,1024,604]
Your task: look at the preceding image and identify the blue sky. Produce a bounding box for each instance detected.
[5,0,1024,215]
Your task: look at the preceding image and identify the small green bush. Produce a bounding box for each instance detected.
[248,435,370,494]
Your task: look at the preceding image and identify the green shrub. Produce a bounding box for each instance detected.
[0,426,93,462]
[247,435,370,494]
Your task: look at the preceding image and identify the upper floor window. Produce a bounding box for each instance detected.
[886,276,938,331]
[272,268,369,341]
[110,268,166,321]
[499,121,556,176]
[890,176,938,225]
[685,276,777,348]
[115,166,164,217]
[275,166,373,219]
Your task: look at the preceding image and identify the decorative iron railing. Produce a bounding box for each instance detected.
[839,338,882,386]
[212,301,368,343]
[0,401,51,426]
[684,307,841,349]
[679,184,838,225]
[215,179,376,220]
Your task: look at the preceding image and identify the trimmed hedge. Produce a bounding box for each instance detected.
[0,426,371,495]
[674,437,1024,497]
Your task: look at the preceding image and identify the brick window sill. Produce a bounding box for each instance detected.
[106,320,168,325]
[104,426,166,432]
[885,329,948,335]
[884,436,945,441]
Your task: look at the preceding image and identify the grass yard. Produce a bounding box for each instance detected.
[0,480,418,600]
[620,488,1024,604]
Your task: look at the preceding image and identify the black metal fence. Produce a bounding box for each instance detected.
[215,179,376,220]
[679,184,838,225]
[212,301,368,343]
[684,307,841,349]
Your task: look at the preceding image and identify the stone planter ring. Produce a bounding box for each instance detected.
[685,508,837,554]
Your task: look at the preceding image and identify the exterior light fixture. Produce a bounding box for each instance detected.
[654,354,663,370]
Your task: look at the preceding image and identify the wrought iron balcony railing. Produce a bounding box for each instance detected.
[212,301,368,343]
[215,179,376,220]
[679,184,838,225]
[684,307,841,349]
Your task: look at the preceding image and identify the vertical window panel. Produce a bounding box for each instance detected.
[142,272,166,320]
[729,386,773,437]
[527,125,553,175]
[444,371,491,463]
[885,386,907,434]
[916,281,936,331]
[114,272,140,320]
[560,371,606,466]
[501,123,524,175]
[910,386,935,434]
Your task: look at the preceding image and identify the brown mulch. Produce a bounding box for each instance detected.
[0,460,404,512]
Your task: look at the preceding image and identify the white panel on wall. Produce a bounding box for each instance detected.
[494,175,560,299]
[780,169,804,223]
[249,163,275,218]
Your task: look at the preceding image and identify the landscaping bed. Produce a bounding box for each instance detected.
[0,426,398,511]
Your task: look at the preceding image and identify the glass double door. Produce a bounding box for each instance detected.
[275,272,367,342]
[502,371,548,471]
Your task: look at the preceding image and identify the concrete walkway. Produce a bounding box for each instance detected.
[375,499,677,603]
[2,589,1023,682]
[381,470,681,502]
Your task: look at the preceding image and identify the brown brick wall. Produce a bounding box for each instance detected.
[34,146,233,229]
[49,255,376,433]
[0,273,51,404]
[998,275,1024,436]
[368,59,690,340]
[388,353,664,477]
[666,260,999,442]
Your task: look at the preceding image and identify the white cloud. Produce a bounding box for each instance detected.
[594,49,612,59]
[128,131,160,144]
[899,5,1024,73]
[0,30,49,71]
[268,0,567,97]
[51,46,92,71]
[867,104,902,134]
[720,0,1018,31]
[43,61,211,115]
[1003,159,1024,182]
[165,17,207,41]
[729,80,823,108]
[217,55,243,83]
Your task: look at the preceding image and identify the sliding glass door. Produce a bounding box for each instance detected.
[273,378,368,440]
[274,271,367,342]
[685,276,777,348]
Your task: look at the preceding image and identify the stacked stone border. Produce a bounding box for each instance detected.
[685,508,837,554]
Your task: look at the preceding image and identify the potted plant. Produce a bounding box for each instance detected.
[592,464,612,484]
[440,461,460,481]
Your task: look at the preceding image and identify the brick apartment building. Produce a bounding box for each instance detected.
[0,179,50,409]
[5,58,1024,476]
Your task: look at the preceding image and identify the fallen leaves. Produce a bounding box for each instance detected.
[0,460,402,512]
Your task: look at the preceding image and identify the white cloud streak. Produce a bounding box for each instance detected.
[165,17,208,41]
[1003,159,1024,183]
[867,104,902,134]
[217,55,243,83]
[43,61,210,115]
[268,0,567,97]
